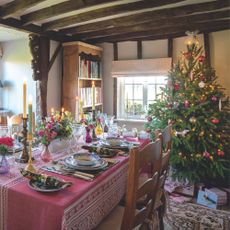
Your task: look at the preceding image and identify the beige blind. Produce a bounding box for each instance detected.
[111,58,172,77]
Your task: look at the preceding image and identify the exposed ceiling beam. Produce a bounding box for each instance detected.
[43,0,186,31]
[0,0,46,19]
[83,19,230,43]
[74,10,230,40]
[21,0,120,25]
[0,18,68,41]
[60,0,228,35]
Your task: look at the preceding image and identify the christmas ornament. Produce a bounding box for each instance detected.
[184,100,190,108]
[199,73,205,81]
[198,81,205,88]
[211,96,217,102]
[199,131,204,137]
[210,156,213,161]
[178,152,182,156]
[147,116,152,122]
[198,55,205,62]
[196,154,201,158]
[174,83,180,91]
[203,151,210,158]
[211,118,220,124]
[219,99,222,111]
[217,149,224,157]
[189,116,196,123]
[175,129,189,137]
[200,95,206,103]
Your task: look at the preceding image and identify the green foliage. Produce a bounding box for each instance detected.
[145,42,230,185]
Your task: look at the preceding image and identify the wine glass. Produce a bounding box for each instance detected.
[99,113,107,139]
[72,124,84,151]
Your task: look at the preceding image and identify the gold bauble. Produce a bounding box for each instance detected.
[178,152,182,156]
[192,128,195,131]
[199,131,204,136]
[209,134,213,137]
[189,116,197,123]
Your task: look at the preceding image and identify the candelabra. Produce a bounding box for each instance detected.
[25,134,36,173]
[16,117,29,163]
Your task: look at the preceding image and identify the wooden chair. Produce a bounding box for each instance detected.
[95,139,162,230]
[155,125,172,230]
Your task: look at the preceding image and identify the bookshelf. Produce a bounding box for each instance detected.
[62,41,103,115]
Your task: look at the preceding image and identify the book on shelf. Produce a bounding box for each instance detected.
[79,87,102,107]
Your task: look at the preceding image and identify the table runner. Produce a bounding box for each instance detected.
[0,147,129,230]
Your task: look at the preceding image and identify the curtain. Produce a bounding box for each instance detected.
[111,58,172,77]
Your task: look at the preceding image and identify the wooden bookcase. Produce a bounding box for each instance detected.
[62,41,103,115]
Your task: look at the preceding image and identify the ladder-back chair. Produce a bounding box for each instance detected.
[95,139,162,230]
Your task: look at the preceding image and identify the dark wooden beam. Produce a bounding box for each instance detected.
[43,0,185,31]
[73,10,230,40]
[0,18,68,42]
[85,19,230,43]
[21,0,119,25]
[137,41,142,59]
[113,42,118,118]
[203,33,210,67]
[48,43,62,72]
[0,0,46,19]
[60,0,228,35]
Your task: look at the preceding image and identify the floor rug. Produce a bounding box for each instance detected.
[165,199,230,230]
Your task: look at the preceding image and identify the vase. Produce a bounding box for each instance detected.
[0,154,10,174]
[41,145,53,163]
[85,128,92,143]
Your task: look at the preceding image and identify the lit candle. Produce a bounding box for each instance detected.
[75,96,79,121]
[219,99,222,111]
[51,108,54,116]
[23,80,27,118]
[28,95,33,140]
[92,81,95,110]
[61,107,65,118]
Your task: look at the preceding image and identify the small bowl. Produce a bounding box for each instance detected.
[106,138,122,147]
[74,153,99,166]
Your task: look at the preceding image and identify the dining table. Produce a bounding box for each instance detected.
[0,142,125,229]
[0,136,150,230]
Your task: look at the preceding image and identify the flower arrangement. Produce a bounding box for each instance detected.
[0,137,14,155]
[80,117,95,131]
[35,110,74,145]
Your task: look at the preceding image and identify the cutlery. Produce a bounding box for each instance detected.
[72,173,93,181]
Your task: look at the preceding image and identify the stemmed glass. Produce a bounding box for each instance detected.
[99,113,107,139]
[71,123,84,152]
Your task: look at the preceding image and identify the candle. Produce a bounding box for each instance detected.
[61,107,65,118]
[80,100,84,119]
[28,95,33,139]
[75,96,79,121]
[92,81,95,110]
[219,99,222,111]
[23,80,27,118]
[51,108,54,116]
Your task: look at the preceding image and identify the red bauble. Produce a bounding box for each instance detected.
[198,55,205,62]
[211,118,220,124]
[203,151,210,158]
[184,100,190,108]
[147,116,152,122]
[217,149,224,157]
[174,83,180,91]
[211,96,218,102]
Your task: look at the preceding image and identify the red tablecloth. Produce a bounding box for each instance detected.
[0,148,129,230]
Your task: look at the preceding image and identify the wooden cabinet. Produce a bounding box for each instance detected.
[62,41,103,115]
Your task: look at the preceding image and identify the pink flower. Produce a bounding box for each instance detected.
[88,124,94,129]
[38,130,45,136]
[46,123,52,129]
[51,131,57,138]
[147,116,152,122]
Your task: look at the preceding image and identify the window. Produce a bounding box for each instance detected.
[117,76,168,120]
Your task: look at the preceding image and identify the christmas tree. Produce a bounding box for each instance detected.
[145,34,230,185]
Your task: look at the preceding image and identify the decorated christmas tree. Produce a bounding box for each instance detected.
[145,34,230,185]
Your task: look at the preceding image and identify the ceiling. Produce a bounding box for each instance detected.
[0,0,229,44]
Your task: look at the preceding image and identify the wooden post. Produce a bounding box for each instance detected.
[29,34,50,117]
[204,33,210,67]
[113,42,118,118]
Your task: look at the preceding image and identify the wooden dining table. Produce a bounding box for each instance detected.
[0,146,129,230]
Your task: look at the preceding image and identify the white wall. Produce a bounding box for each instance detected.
[100,29,230,130]
[0,38,62,116]
[0,38,35,116]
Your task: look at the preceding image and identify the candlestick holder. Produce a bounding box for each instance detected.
[92,109,97,140]
[25,139,36,173]
[16,117,29,163]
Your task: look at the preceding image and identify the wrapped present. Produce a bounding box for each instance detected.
[208,188,227,206]
[197,189,217,209]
